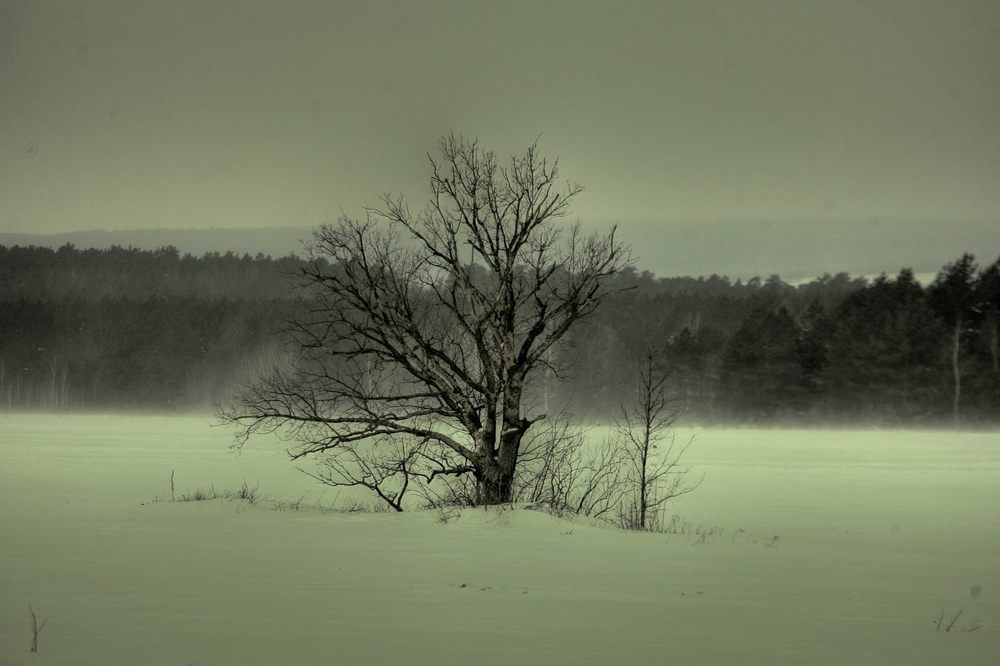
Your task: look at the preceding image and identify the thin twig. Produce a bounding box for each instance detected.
[945,606,964,632]
[29,603,46,653]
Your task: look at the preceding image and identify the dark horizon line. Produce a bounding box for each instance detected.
[1,215,999,236]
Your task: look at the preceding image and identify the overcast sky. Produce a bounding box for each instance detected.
[2,0,998,240]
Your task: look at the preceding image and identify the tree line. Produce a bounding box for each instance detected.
[1,243,997,425]
[562,258,1000,425]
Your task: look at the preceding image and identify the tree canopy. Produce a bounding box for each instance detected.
[222,135,628,504]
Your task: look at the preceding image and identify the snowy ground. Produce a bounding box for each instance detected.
[1,414,998,665]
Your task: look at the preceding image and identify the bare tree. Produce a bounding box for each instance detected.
[301,434,423,512]
[928,254,978,424]
[222,135,628,505]
[514,415,629,520]
[616,349,700,530]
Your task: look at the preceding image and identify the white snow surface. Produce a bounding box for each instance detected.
[1,414,998,664]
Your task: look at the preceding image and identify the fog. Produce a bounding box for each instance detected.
[2,1,998,235]
[1,243,997,426]
[2,2,999,663]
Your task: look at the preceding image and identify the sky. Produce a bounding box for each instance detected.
[1,1,998,246]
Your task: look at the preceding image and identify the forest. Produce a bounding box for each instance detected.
[1,243,997,425]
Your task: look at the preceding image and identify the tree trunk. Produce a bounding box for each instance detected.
[988,313,999,374]
[951,317,962,425]
[475,466,515,505]
[475,381,525,505]
[474,444,522,505]
[474,442,518,504]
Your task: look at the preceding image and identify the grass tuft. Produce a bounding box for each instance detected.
[28,603,46,653]
[232,480,260,504]
[178,486,220,502]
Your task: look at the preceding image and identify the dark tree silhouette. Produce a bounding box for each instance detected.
[222,135,628,505]
[929,254,979,424]
[4,244,997,425]
[718,307,802,419]
[826,270,943,421]
[974,257,1000,376]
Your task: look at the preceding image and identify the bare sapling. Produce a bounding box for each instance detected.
[616,348,700,531]
[514,414,628,519]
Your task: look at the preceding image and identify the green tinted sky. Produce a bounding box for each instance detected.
[1,0,998,233]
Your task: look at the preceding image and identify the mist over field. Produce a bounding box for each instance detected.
[2,243,999,426]
[0,415,997,664]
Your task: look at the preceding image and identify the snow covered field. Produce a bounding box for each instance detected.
[1,414,998,665]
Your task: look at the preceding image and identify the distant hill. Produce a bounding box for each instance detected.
[619,218,1000,284]
[1,219,996,282]
[0,227,314,260]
